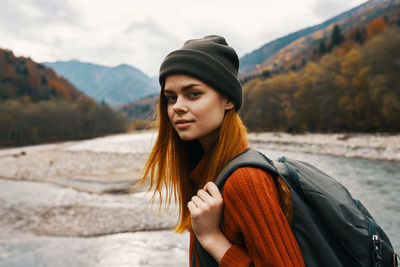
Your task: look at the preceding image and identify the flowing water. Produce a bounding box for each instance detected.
[0,139,399,267]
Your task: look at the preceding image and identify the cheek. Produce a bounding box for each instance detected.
[198,103,225,129]
[167,106,174,121]
[211,110,225,127]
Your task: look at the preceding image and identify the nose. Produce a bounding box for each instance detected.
[172,96,188,113]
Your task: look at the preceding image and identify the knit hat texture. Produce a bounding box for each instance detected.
[159,35,243,110]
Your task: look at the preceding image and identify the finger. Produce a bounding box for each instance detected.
[204,182,222,200]
[188,201,201,218]
[191,195,206,209]
[187,201,199,216]
[197,189,213,203]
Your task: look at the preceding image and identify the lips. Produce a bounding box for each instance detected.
[175,119,194,129]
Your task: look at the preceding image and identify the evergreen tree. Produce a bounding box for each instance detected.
[319,42,327,54]
[354,29,363,43]
[331,24,345,47]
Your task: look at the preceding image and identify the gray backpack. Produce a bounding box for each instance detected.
[191,148,399,267]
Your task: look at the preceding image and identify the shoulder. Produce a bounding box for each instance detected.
[222,167,276,198]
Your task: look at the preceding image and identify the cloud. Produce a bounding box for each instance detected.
[0,0,368,77]
[31,0,80,25]
[0,0,80,39]
[312,0,365,20]
[113,18,182,75]
[37,17,181,76]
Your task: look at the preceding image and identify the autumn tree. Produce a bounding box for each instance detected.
[241,25,400,133]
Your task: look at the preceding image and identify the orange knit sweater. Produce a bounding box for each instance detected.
[189,166,305,267]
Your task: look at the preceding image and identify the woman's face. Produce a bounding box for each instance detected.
[164,74,234,148]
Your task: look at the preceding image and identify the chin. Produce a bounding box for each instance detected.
[177,131,198,141]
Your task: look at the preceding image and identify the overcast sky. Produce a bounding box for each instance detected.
[0,0,367,77]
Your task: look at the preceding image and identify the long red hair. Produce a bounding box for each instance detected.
[137,90,248,233]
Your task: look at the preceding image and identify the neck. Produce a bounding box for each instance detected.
[199,128,220,154]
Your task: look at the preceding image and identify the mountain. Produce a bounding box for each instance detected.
[43,60,159,107]
[0,49,83,102]
[116,93,158,122]
[240,25,400,132]
[239,0,400,77]
[0,49,126,147]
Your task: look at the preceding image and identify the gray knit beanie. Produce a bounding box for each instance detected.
[159,35,243,111]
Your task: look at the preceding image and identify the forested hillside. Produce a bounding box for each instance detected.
[241,26,400,132]
[0,50,126,147]
[116,94,158,130]
[240,0,400,78]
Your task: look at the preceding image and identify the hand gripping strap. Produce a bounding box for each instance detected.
[191,148,277,267]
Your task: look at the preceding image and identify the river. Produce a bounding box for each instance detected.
[0,134,399,266]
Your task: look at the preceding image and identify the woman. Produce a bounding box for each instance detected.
[138,35,304,266]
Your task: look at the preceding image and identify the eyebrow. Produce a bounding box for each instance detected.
[164,83,201,94]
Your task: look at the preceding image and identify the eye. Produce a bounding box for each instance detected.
[165,95,177,104]
[188,91,201,99]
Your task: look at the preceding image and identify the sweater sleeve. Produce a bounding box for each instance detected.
[219,167,304,267]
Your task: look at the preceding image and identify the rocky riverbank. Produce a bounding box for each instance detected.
[0,131,399,238]
[248,132,400,161]
[0,132,177,239]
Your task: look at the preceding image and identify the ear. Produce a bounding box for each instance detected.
[225,98,235,110]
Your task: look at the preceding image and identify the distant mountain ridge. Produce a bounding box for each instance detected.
[43,60,159,107]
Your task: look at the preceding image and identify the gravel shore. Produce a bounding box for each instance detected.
[248,132,400,161]
[0,131,399,238]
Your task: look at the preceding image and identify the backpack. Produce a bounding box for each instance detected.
[191,148,399,267]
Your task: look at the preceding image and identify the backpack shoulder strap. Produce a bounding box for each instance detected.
[214,148,277,189]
